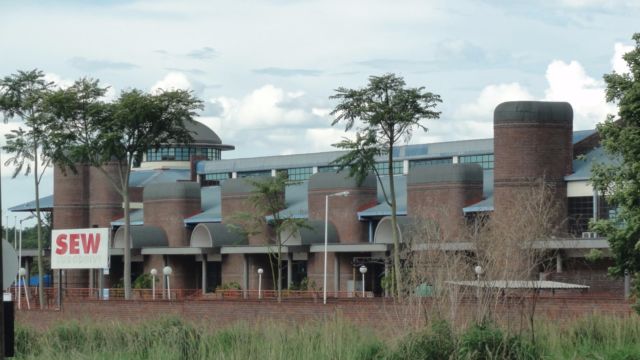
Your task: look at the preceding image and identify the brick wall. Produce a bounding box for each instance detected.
[308,188,376,244]
[16,297,634,332]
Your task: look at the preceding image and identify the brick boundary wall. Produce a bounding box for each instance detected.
[16,297,634,333]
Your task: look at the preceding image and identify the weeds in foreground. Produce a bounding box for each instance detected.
[14,315,640,359]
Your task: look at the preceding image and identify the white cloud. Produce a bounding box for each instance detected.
[457,83,534,120]
[611,42,634,74]
[453,54,622,137]
[150,72,191,93]
[543,60,615,129]
[209,85,317,131]
[44,73,74,89]
[558,0,639,8]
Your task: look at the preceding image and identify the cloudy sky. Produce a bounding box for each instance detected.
[0,0,638,221]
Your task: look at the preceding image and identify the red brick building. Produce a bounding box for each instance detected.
[10,101,628,298]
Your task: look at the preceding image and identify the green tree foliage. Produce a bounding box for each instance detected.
[0,69,55,309]
[330,73,441,297]
[231,172,308,302]
[591,33,640,306]
[45,78,203,299]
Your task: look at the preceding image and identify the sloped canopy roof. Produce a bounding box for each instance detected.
[112,225,168,248]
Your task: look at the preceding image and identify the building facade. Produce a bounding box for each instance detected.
[10,100,627,297]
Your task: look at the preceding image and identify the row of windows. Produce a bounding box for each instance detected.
[409,157,453,169]
[279,167,314,181]
[146,147,221,162]
[237,170,271,178]
[200,155,491,184]
[459,154,494,170]
[567,196,613,236]
[374,161,403,175]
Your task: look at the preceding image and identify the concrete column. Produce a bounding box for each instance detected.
[201,256,207,294]
[625,271,631,299]
[242,255,249,299]
[556,252,563,273]
[368,221,373,243]
[287,253,293,288]
[403,160,409,175]
[312,166,318,174]
[593,189,599,221]
[452,156,459,164]
[334,253,340,295]
[98,269,104,299]
[384,261,389,298]
[89,268,94,296]
[25,258,30,286]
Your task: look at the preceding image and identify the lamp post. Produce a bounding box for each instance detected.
[474,265,483,301]
[150,268,157,300]
[18,215,35,293]
[257,268,263,299]
[18,268,29,310]
[359,265,367,298]
[163,266,172,300]
[324,191,350,305]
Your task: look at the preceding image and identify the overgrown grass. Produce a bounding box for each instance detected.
[14,315,640,359]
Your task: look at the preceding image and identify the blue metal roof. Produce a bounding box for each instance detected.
[9,194,53,212]
[566,146,619,181]
[572,129,597,144]
[129,169,190,186]
[184,186,222,224]
[111,209,144,226]
[463,196,494,213]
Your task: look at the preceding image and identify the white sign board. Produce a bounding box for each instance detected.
[3,240,18,290]
[51,228,109,269]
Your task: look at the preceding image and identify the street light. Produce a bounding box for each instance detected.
[324,190,350,305]
[17,215,35,304]
[163,266,172,300]
[150,268,157,300]
[359,265,367,298]
[474,265,483,301]
[257,268,264,299]
[17,268,29,310]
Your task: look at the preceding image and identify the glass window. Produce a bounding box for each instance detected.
[318,165,342,173]
[459,154,494,170]
[202,172,231,186]
[237,170,272,178]
[409,157,453,169]
[568,197,593,236]
[145,146,222,162]
[282,167,313,181]
[374,161,403,175]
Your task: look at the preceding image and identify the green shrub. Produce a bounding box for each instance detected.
[15,325,41,357]
[133,273,157,289]
[388,320,455,360]
[217,281,242,290]
[458,320,539,360]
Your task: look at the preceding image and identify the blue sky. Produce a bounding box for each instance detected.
[0,0,638,221]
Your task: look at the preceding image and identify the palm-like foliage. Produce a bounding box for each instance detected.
[330,73,441,297]
[0,69,54,310]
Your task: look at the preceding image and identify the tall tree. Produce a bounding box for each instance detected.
[330,74,441,297]
[591,33,640,308]
[0,69,54,309]
[46,79,202,299]
[232,172,308,302]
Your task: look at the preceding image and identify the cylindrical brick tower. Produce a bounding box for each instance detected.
[143,182,201,247]
[407,163,483,240]
[89,162,124,228]
[53,164,90,229]
[221,176,277,245]
[493,101,573,231]
[307,172,377,244]
[53,164,90,288]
